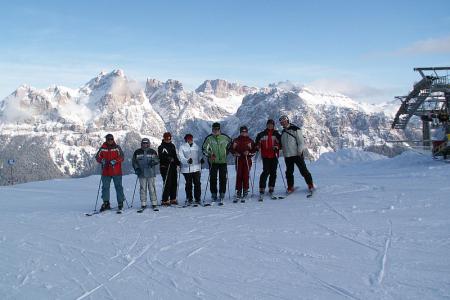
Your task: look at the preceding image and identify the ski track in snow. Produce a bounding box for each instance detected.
[374,219,393,285]
[1,151,450,299]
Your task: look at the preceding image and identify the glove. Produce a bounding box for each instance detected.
[135,168,142,176]
[110,159,117,166]
[210,154,216,161]
[101,158,107,167]
[187,158,193,164]
[273,145,279,151]
[200,158,205,164]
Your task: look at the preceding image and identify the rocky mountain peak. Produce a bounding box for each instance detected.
[196,79,254,98]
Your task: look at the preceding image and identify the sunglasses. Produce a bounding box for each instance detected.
[241,131,248,133]
[106,138,114,141]
[142,142,149,144]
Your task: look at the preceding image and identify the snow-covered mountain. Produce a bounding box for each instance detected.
[0,71,414,185]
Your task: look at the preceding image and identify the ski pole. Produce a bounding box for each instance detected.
[202,162,211,205]
[252,152,258,195]
[176,166,181,203]
[235,155,239,198]
[93,174,102,212]
[275,153,287,190]
[130,175,138,208]
[245,154,254,197]
[162,161,172,201]
[226,166,231,201]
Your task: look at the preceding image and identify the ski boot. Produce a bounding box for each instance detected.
[152,205,159,211]
[233,190,241,203]
[170,199,178,205]
[99,201,111,212]
[241,190,248,203]
[218,193,225,206]
[161,200,170,206]
[258,192,264,202]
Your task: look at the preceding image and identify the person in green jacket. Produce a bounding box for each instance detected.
[202,122,232,204]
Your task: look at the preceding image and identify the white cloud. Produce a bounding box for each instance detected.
[307,78,396,103]
[395,35,450,55]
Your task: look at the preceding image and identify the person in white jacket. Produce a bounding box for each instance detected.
[178,134,204,205]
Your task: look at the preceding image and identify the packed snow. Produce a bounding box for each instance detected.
[0,150,449,299]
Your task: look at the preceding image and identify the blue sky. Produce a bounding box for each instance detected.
[1,0,449,103]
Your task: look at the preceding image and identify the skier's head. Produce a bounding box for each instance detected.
[163,132,172,143]
[141,138,150,148]
[184,133,193,145]
[105,133,115,145]
[279,115,289,128]
[266,119,275,130]
[239,126,248,136]
[212,122,221,135]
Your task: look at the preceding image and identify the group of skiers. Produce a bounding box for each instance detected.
[94,115,315,212]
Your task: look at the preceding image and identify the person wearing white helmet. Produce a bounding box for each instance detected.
[279,115,314,194]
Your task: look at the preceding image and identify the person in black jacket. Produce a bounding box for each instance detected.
[158,132,181,205]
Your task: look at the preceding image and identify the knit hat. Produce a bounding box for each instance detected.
[266,119,275,125]
[212,122,221,130]
[163,132,172,139]
[239,126,248,133]
[105,133,114,140]
[184,133,193,141]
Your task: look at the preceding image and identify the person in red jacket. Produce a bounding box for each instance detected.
[255,119,281,201]
[95,133,126,212]
[231,126,256,202]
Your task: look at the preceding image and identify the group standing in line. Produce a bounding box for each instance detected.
[94,115,315,212]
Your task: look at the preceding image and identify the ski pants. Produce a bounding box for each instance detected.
[235,156,252,192]
[101,175,125,205]
[284,155,313,188]
[209,163,227,196]
[259,157,277,191]
[161,166,178,201]
[139,177,157,206]
[183,171,201,202]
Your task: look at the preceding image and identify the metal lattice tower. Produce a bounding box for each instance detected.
[391,67,450,146]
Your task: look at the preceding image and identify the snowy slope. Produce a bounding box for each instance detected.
[1,150,449,299]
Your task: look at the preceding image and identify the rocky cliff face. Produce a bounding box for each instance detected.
[0,71,415,185]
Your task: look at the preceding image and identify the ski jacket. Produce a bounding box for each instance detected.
[230,136,256,157]
[158,141,180,170]
[255,129,281,159]
[132,148,159,178]
[280,124,305,158]
[202,134,232,164]
[178,142,202,174]
[95,142,124,176]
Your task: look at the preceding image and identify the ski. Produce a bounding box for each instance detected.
[85,211,100,216]
[85,206,116,216]
[137,207,147,213]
